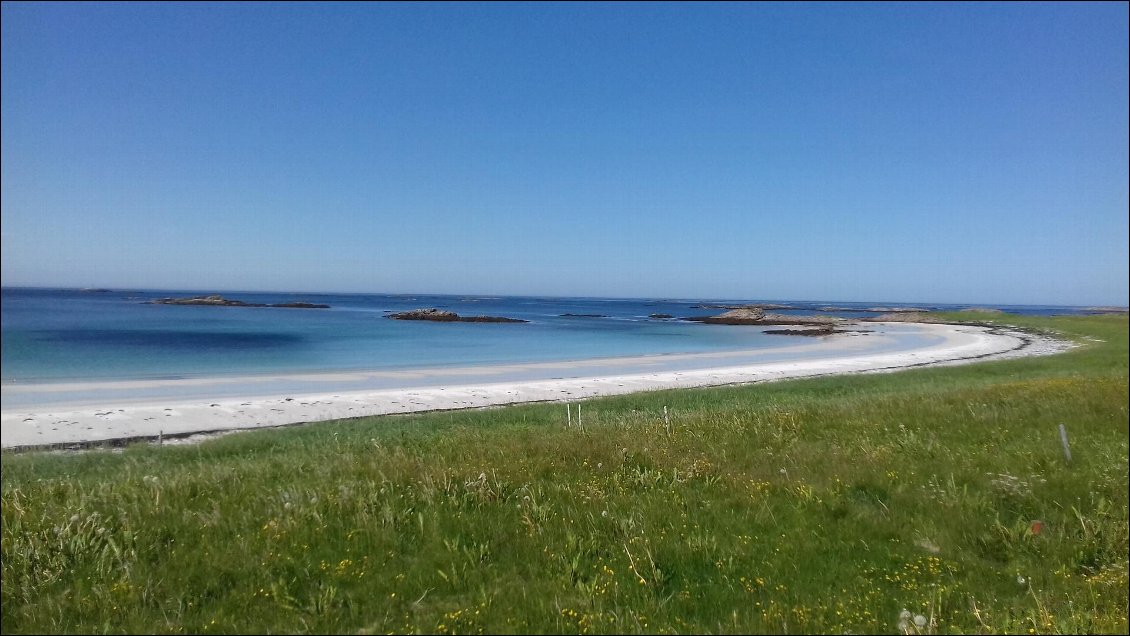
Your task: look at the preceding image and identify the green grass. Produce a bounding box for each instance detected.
[2,314,1127,634]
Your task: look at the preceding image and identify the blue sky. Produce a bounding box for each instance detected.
[2,2,1127,305]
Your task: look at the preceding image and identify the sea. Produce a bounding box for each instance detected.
[0,287,1096,385]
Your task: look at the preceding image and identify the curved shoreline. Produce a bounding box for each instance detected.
[0,322,1072,450]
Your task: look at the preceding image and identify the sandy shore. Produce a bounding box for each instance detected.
[1,322,1071,450]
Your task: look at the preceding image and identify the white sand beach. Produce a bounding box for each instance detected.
[0,322,1071,449]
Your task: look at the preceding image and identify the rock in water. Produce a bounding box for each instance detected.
[387,308,460,321]
[147,295,329,308]
[150,295,251,306]
[715,307,765,321]
[684,307,845,326]
[387,308,527,323]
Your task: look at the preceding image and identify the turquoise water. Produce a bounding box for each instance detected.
[0,288,1090,384]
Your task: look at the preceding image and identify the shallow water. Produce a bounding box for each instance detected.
[1,287,1089,385]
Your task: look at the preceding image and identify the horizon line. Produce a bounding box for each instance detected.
[1,284,1123,310]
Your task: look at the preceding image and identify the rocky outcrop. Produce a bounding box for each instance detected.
[734,307,766,321]
[817,306,929,313]
[759,313,843,325]
[763,326,843,336]
[1083,306,1129,314]
[387,308,527,323]
[150,295,248,306]
[148,295,330,308]
[685,307,844,326]
[713,307,765,322]
[649,313,674,319]
[959,307,1005,314]
[388,309,458,321]
[863,313,940,323]
[691,303,794,310]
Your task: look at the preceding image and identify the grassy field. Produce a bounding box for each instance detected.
[2,313,1127,634]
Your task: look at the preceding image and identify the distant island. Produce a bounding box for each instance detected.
[387,308,527,323]
[147,295,330,309]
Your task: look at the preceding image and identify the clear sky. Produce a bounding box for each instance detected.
[2,2,1127,306]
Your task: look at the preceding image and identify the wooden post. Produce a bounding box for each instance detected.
[566,403,572,428]
[664,406,670,435]
[578,404,583,432]
[158,430,163,446]
[1058,424,1072,463]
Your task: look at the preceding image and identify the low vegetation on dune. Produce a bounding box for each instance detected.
[2,314,1126,634]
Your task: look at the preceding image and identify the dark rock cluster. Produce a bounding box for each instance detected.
[387,308,527,323]
[684,307,843,326]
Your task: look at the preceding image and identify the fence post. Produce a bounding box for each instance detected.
[1058,423,1072,463]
